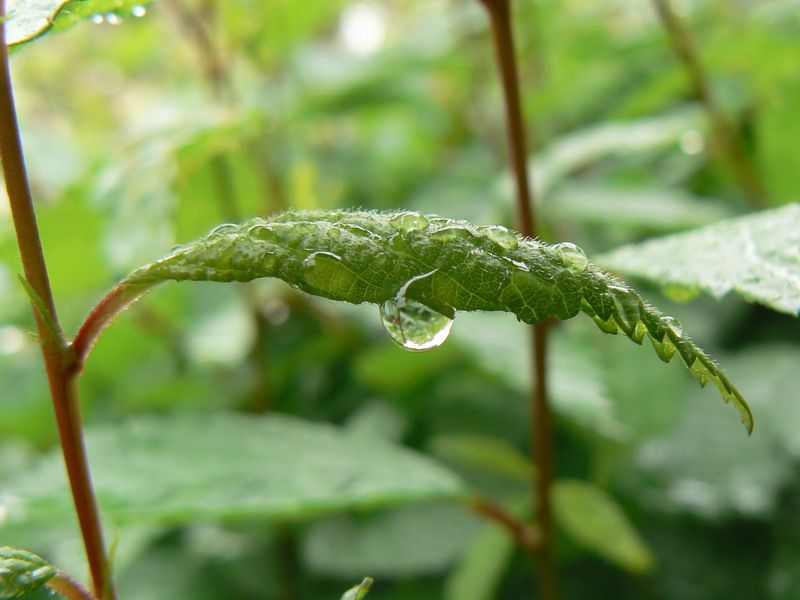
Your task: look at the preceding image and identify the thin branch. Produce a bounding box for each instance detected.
[476,0,559,598]
[0,6,114,598]
[48,571,96,600]
[651,0,766,208]
[468,494,540,557]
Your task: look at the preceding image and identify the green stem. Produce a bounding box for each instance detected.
[651,0,766,208]
[0,7,115,598]
[477,0,559,597]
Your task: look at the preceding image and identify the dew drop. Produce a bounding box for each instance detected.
[379,297,453,352]
[342,223,378,239]
[131,4,147,17]
[105,12,122,24]
[389,211,429,233]
[247,224,278,243]
[210,223,239,236]
[501,256,530,272]
[662,316,684,337]
[484,225,519,250]
[429,226,474,242]
[90,13,105,23]
[553,242,588,274]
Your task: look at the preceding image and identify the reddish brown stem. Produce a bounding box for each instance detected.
[468,494,540,557]
[48,571,96,600]
[651,0,766,208]
[477,0,559,597]
[0,6,114,598]
[73,282,152,364]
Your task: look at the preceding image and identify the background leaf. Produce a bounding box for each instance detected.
[554,480,655,574]
[598,203,800,316]
[0,413,467,528]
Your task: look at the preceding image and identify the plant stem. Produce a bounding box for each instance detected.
[468,494,539,557]
[477,0,559,597]
[651,0,766,208]
[48,571,96,600]
[0,6,114,598]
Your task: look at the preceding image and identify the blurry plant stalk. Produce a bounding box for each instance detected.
[476,0,559,598]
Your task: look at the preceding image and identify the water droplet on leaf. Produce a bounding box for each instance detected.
[247,224,277,243]
[662,316,684,337]
[553,242,588,274]
[131,4,147,17]
[342,224,378,239]
[484,225,519,250]
[389,212,429,233]
[210,223,239,236]
[379,297,453,352]
[90,13,104,23]
[105,12,122,24]
[429,226,474,242]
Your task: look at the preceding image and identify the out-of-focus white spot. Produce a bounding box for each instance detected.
[131,5,147,18]
[680,129,705,155]
[0,326,26,355]
[339,2,387,56]
[105,13,122,25]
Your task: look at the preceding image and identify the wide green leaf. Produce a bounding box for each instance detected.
[111,209,752,432]
[554,480,655,574]
[598,203,800,317]
[0,413,467,527]
[302,503,479,578]
[6,0,155,48]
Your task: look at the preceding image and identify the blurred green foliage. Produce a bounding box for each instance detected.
[1,1,799,599]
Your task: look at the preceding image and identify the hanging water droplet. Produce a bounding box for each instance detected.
[662,316,684,337]
[90,13,105,23]
[105,12,122,24]
[484,225,519,250]
[379,297,453,352]
[210,223,239,236]
[131,4,147,17]
[247,224,277,243]
[553,242,588,274]
[389,211,429,233]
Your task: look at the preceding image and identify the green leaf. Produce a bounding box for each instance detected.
[554,480,655,574]
[598,203,800,317]
[341,577,373,600]
[6,0,156,48]
[443,521,515,600]
[0,546,56,598]
[119,210,751,432]
[302,503,480,578]
[1,413,467,527]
